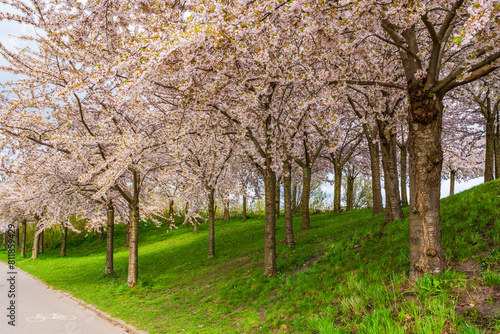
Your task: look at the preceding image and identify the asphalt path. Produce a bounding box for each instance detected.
[0,261,127,334]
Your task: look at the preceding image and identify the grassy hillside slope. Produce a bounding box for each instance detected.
[1,180,500,333]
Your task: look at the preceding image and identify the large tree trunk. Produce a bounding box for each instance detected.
[450,170,456,196]
[263,168,277,277]
[223,201,230,221]
[346,175,355,212]
[60,224,68,257]
[2,233,5,250]
[379,121,404,224]
[408,92,445,281]
[208,189,215,258]
[105,202,115,275]
[283,161,295,247]
[128,202,139,287]
[367,136,384,215]
[400,146,409,206]
[275,177,281,219]
[333,165,342,213]
[21,220,26,258]
[291,185,297,217]
[242,196,247,222]
[485,115,495,182]
[301,166,311,229]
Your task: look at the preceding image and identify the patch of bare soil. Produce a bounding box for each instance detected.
[291,255,322,275]
[452,258,500,326]
[453,259,482,278]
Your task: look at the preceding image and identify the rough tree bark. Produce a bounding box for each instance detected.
[450,170,456,196]
[1,233,5,250]
[407,90,445,281]
[283,160,295,247]
[378,120,404,224]
[208,189,215,258]
[263,168,277,277]
[60,223,68,257]
[105,202,115,275]
[21,220,26,258]
[242,196,247,222]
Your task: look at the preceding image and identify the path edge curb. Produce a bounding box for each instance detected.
[1,260,149,334]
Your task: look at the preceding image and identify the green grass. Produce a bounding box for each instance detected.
[2,180,500,333]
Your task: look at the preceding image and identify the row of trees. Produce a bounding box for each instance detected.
[0,0,498,286]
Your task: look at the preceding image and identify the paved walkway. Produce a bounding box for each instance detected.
[0,261,127,334]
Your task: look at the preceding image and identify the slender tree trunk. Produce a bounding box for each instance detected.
[263,168,277,277]
[39,230,44,254]
[301,166,311,229]
[31,234,40,259]
[168,199,174,223]
[379,121,404,224]
[193,220,199,232]
[208,189,215,258]
[408,92,445,281]
[128,201,139,287]
[126,169,140,287]
[60,224,67,257]
[333,165,342,213]
[283,161,295,247]
[400,146,409,206]
[105,202,115,275]
[98,226,104,243]
[184,203,190,228]
[14,226,19,251]
[485,115,495,182]
[346,175,355,212]
[291,185,297,217]
[21,220,26,258]
[242,196,247,222]
[223,200,230,221]
[2,233,5,250]
[495,110,500,179]
[275,177,281,219]
[368,138,384,215]
[450,170,456,196]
